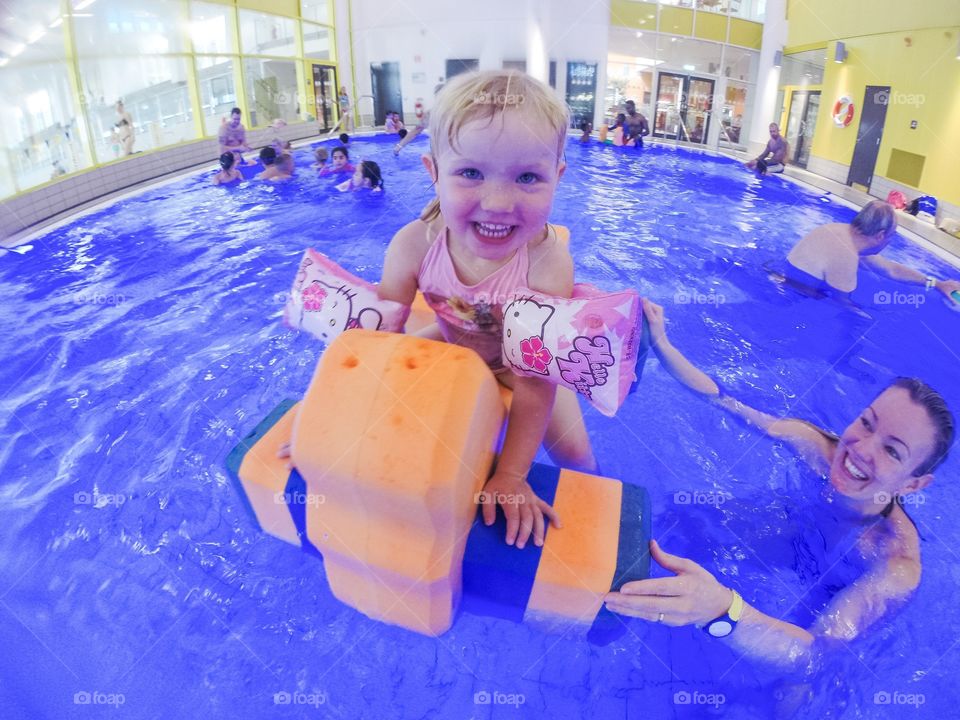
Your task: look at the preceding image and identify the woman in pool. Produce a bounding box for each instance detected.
[319,145,354,176]
[337,160,384,193]
[378,70,594,551]
[606,305,954,672]
[211,152,242,185]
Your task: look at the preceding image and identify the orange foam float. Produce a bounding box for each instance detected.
[226,330,651,641]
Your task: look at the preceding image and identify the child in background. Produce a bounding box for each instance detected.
[319,145,354,176]
[579,120,593,143]
[338,133,350,146]
[313,147,329,171]
[336,160,384,192]
[212,151,242,185]
[256,146,292,181]
[610,114,634,147]
[378,70,596,550]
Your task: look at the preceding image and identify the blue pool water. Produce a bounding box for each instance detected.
[1,135,958,718]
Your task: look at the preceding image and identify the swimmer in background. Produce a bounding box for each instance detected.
[745,123,788,175]
[394,109,429,155]
[219,107,254,165]
[623,100,649,148]
[114,101,135,156]
[313,147,329,171]
[608,114,634,147]
[256,146,292,181]
[336,160,384,193]
[384,111,405,134]
[271,139,296,176]
[606,303,955,674]
[378,70,594,549]
[338,133,350,147]
[579,120,593,143]
[212,151,242,185]
[784,200,960,303]
[319,145,354,176]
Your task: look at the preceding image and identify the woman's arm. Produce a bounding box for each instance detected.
[604,540,919,673]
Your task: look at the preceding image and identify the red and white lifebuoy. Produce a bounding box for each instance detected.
[414,99,424,120]
[833,96,855,127]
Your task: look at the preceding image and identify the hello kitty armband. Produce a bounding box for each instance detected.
[284,249,410,344]
[501,285,644,417]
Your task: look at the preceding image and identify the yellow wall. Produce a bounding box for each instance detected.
[803,26,960,204]
[786,0,960,47]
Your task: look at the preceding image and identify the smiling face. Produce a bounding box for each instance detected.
[423,111,564,262]
[829,387,937,510]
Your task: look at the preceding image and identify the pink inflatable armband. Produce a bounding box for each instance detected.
[284,249,410,344]
[501,284,644,416]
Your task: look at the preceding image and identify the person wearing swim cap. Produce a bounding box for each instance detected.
[606,304,954,674]
[785,200,960,303]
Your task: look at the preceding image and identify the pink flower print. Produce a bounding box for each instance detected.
[520,336,553,374]
[302,284,327,311]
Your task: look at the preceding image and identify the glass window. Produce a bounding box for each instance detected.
[696,0,729,13]
[729,0,765,21]
[79,56,196,161]
[189,1,237,55]
[0,61,93,196]
[301,0,331,24]
[656,36,722,76]
[244,59,299,126]
[72,0,188,56]
[723,46,758,82]
[303,22,332,60]
[196,56,237,136]
[780,49,825,86]
[239,10,296,57]
[719,80,752,147]
[606,56,655,123]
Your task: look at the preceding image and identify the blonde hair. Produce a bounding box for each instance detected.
[420,70,569,223]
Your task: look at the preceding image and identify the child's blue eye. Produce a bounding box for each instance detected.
[517,172,539,185]
[459,168,482,180]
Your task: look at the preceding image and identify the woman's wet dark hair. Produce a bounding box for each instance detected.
[219,152,236,170]
[880,377,955,475]
[360,160,383,189]
[332,145,349,160]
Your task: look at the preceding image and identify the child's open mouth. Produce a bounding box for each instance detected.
[474,222,514,240]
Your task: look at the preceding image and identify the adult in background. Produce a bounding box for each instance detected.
[745,122,788,174]
[114,101,135,156]
[785,200,960,301]
[623,100,650,148]
[219,107,252,165]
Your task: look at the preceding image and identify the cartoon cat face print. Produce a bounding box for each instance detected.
[502,297,555,374]
[303,280,354,342]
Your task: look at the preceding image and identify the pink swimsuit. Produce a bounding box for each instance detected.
[417,229,530,371]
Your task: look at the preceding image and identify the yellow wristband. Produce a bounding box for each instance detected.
[728,589,744,622]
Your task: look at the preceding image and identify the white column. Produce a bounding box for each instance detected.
[525,0,549,83]
[747,0,787,156]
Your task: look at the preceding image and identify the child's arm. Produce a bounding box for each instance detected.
[481,234,573,549]
[378,219,432,306]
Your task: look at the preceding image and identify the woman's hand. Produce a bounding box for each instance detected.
[604,540,733,627]
[935,279,960,302]
[479,470,562,549]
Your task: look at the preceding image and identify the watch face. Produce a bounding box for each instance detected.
[707,620,733,638]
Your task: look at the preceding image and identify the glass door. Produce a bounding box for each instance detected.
[654,73,683,140]
[312,64,337,132]
[654,73,713,144]
[796,91,820,168]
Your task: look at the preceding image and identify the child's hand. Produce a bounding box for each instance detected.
[479,471,562,549]
[643,301,669,348]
